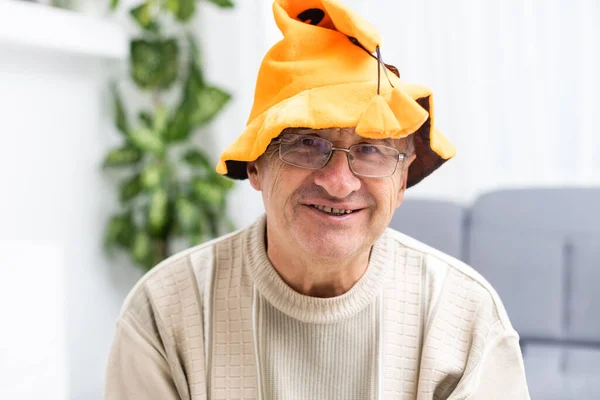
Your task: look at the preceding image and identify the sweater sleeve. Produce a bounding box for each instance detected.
[104,318,182,400]
[449,331,531,400]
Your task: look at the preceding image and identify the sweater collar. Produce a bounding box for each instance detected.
[243,215,391,324]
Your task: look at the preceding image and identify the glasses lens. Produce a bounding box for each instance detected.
[349,144,400,177]
[279,134,331,169]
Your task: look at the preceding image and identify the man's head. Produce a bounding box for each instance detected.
[216,0,455,189]
[247,127,416,261]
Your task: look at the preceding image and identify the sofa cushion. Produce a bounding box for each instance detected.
[389,199,466,260]
[467,188,600,341]
[569,236,600,341]
[468,229,565,338]
[524,344,600,399]
[468,188,600,234]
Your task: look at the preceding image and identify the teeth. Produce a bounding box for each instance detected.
[312,205,353,215]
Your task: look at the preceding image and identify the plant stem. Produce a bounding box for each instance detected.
[154,238,168,264]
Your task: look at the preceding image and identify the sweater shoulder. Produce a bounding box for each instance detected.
[118,228,246,330]
[384,227,515,333]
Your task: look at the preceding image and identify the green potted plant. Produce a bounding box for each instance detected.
[103,0,235,271]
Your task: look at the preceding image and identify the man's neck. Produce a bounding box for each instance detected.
[265,236,371,298]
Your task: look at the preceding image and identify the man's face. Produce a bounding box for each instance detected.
[247,128,415,262]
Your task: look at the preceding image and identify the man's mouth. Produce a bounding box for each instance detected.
[309,204,355,216]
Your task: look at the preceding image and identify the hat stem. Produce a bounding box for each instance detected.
[348,37,397,93]
[376,46,395,93]
[376,46,382,95]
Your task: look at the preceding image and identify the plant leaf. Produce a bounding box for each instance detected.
[162,59,203,143]
[193,179,225,207]
[159,39,179,89]
[112,86,128,135]
[105,213,132,250]
[104,216,122,249]
[189,85,231,126]
[187,36,204,83]
[174,0,196,21]
[203,207,220,236]
[211,173,234,190]
[184,206,210,245]
[131,39,161,89]
[153,105,170,136]
[188,233,204,247]
[103,146,142,168]
[164,102,191,142]
[183,149,212,169]
[166,0,178,15]
[141,164,163,188]
[117,217,135,249]
[207,0,234,8]
[175,196,199,233]
[138,111,153,128]
[148,188,169,236]
[131,39,179,90]
[129,126,164,153]
[129,2,158,32]
[110,0,119,11]
[132,230,153,267]
[119,174,144,203]
[150,238,168,267]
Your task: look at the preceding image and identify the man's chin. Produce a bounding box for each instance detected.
[294,233,366,261]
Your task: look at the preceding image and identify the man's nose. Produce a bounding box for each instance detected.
[313,150,362,198]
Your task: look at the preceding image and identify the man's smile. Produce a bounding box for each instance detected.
[302,203,365,221]
[310,204,354,215]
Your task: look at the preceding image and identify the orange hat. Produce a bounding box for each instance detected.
[217,0,455,187]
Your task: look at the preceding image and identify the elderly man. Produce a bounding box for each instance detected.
[105,0,530,399]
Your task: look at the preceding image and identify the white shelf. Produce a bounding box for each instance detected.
[0,0,128,59]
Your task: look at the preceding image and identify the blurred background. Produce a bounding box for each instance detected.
[0,0,598,398]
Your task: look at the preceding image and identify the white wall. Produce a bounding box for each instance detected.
[0,39,141,400]
[197,1,274,228]
[0,241,67,399]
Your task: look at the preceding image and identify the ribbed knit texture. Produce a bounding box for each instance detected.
[105,216,530,400]
[257,298,378,400]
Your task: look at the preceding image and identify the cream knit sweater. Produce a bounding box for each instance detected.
[105,216,530,399]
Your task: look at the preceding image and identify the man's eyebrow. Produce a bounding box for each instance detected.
[362,137,394,147]
[370,137,412,153]
[281,129,405,150]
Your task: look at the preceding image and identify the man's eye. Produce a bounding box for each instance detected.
[357,145,381,154]
[299,137,316,147]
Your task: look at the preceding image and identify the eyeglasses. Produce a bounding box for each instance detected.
[273,133,406,178]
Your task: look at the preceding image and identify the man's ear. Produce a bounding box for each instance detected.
[247,161,262,191]
[395,153,417,208]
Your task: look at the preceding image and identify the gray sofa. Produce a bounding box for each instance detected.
[390,188,600,399]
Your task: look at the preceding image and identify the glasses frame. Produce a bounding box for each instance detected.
[273,133,407,178]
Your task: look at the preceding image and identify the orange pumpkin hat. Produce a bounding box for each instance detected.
[217,0,455,188]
